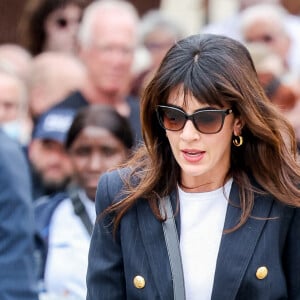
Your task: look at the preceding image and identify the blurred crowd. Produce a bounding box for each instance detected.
[0,0,300,299]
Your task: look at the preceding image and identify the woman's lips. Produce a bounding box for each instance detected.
[181,149,205,162]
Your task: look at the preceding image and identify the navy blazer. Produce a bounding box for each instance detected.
[87,168,300,300]
[0,131,38,300]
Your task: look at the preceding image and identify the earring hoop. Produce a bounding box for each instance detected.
[233,135,243,147]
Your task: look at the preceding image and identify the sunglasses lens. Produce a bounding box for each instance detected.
[158,107,185,131]
[194,111,223,133]
[56,18,67,28]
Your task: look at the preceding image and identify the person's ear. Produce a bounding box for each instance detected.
[233,117,244,136]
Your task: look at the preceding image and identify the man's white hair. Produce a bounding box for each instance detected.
[240,3,289,34]
[77,0,139,47]
[138,9,184,44]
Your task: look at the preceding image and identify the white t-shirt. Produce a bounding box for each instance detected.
[179,179,232,300]
[44,191,95,299]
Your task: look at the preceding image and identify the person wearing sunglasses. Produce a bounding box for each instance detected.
[19,0,87,56]
[86,34,300,300]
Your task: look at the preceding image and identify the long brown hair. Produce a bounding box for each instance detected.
[106,34,300,232]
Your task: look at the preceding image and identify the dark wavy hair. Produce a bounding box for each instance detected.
[107,33,300,232]
[18,0,87,55]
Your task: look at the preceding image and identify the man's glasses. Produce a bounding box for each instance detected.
[246,34,274,44]
[156,105,233,134]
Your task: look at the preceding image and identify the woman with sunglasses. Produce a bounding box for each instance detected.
[19,0,87,55]
[86,34,300,300]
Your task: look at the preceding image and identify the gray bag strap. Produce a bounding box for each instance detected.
[159,196,186,300]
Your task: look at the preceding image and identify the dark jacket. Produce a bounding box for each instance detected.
[87,168,300,300]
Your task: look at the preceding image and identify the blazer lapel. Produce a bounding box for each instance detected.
[136,193,178,300]
[211,181,274,300]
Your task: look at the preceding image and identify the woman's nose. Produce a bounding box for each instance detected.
[180,119,200,141]
[88,153,104,171]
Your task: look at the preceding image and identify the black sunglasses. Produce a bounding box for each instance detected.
[55,17,81,29]
[156,105,233,134]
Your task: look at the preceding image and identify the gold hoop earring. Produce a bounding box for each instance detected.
[233,135,243,147]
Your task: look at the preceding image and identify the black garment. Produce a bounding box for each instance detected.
[53,91,142,146]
